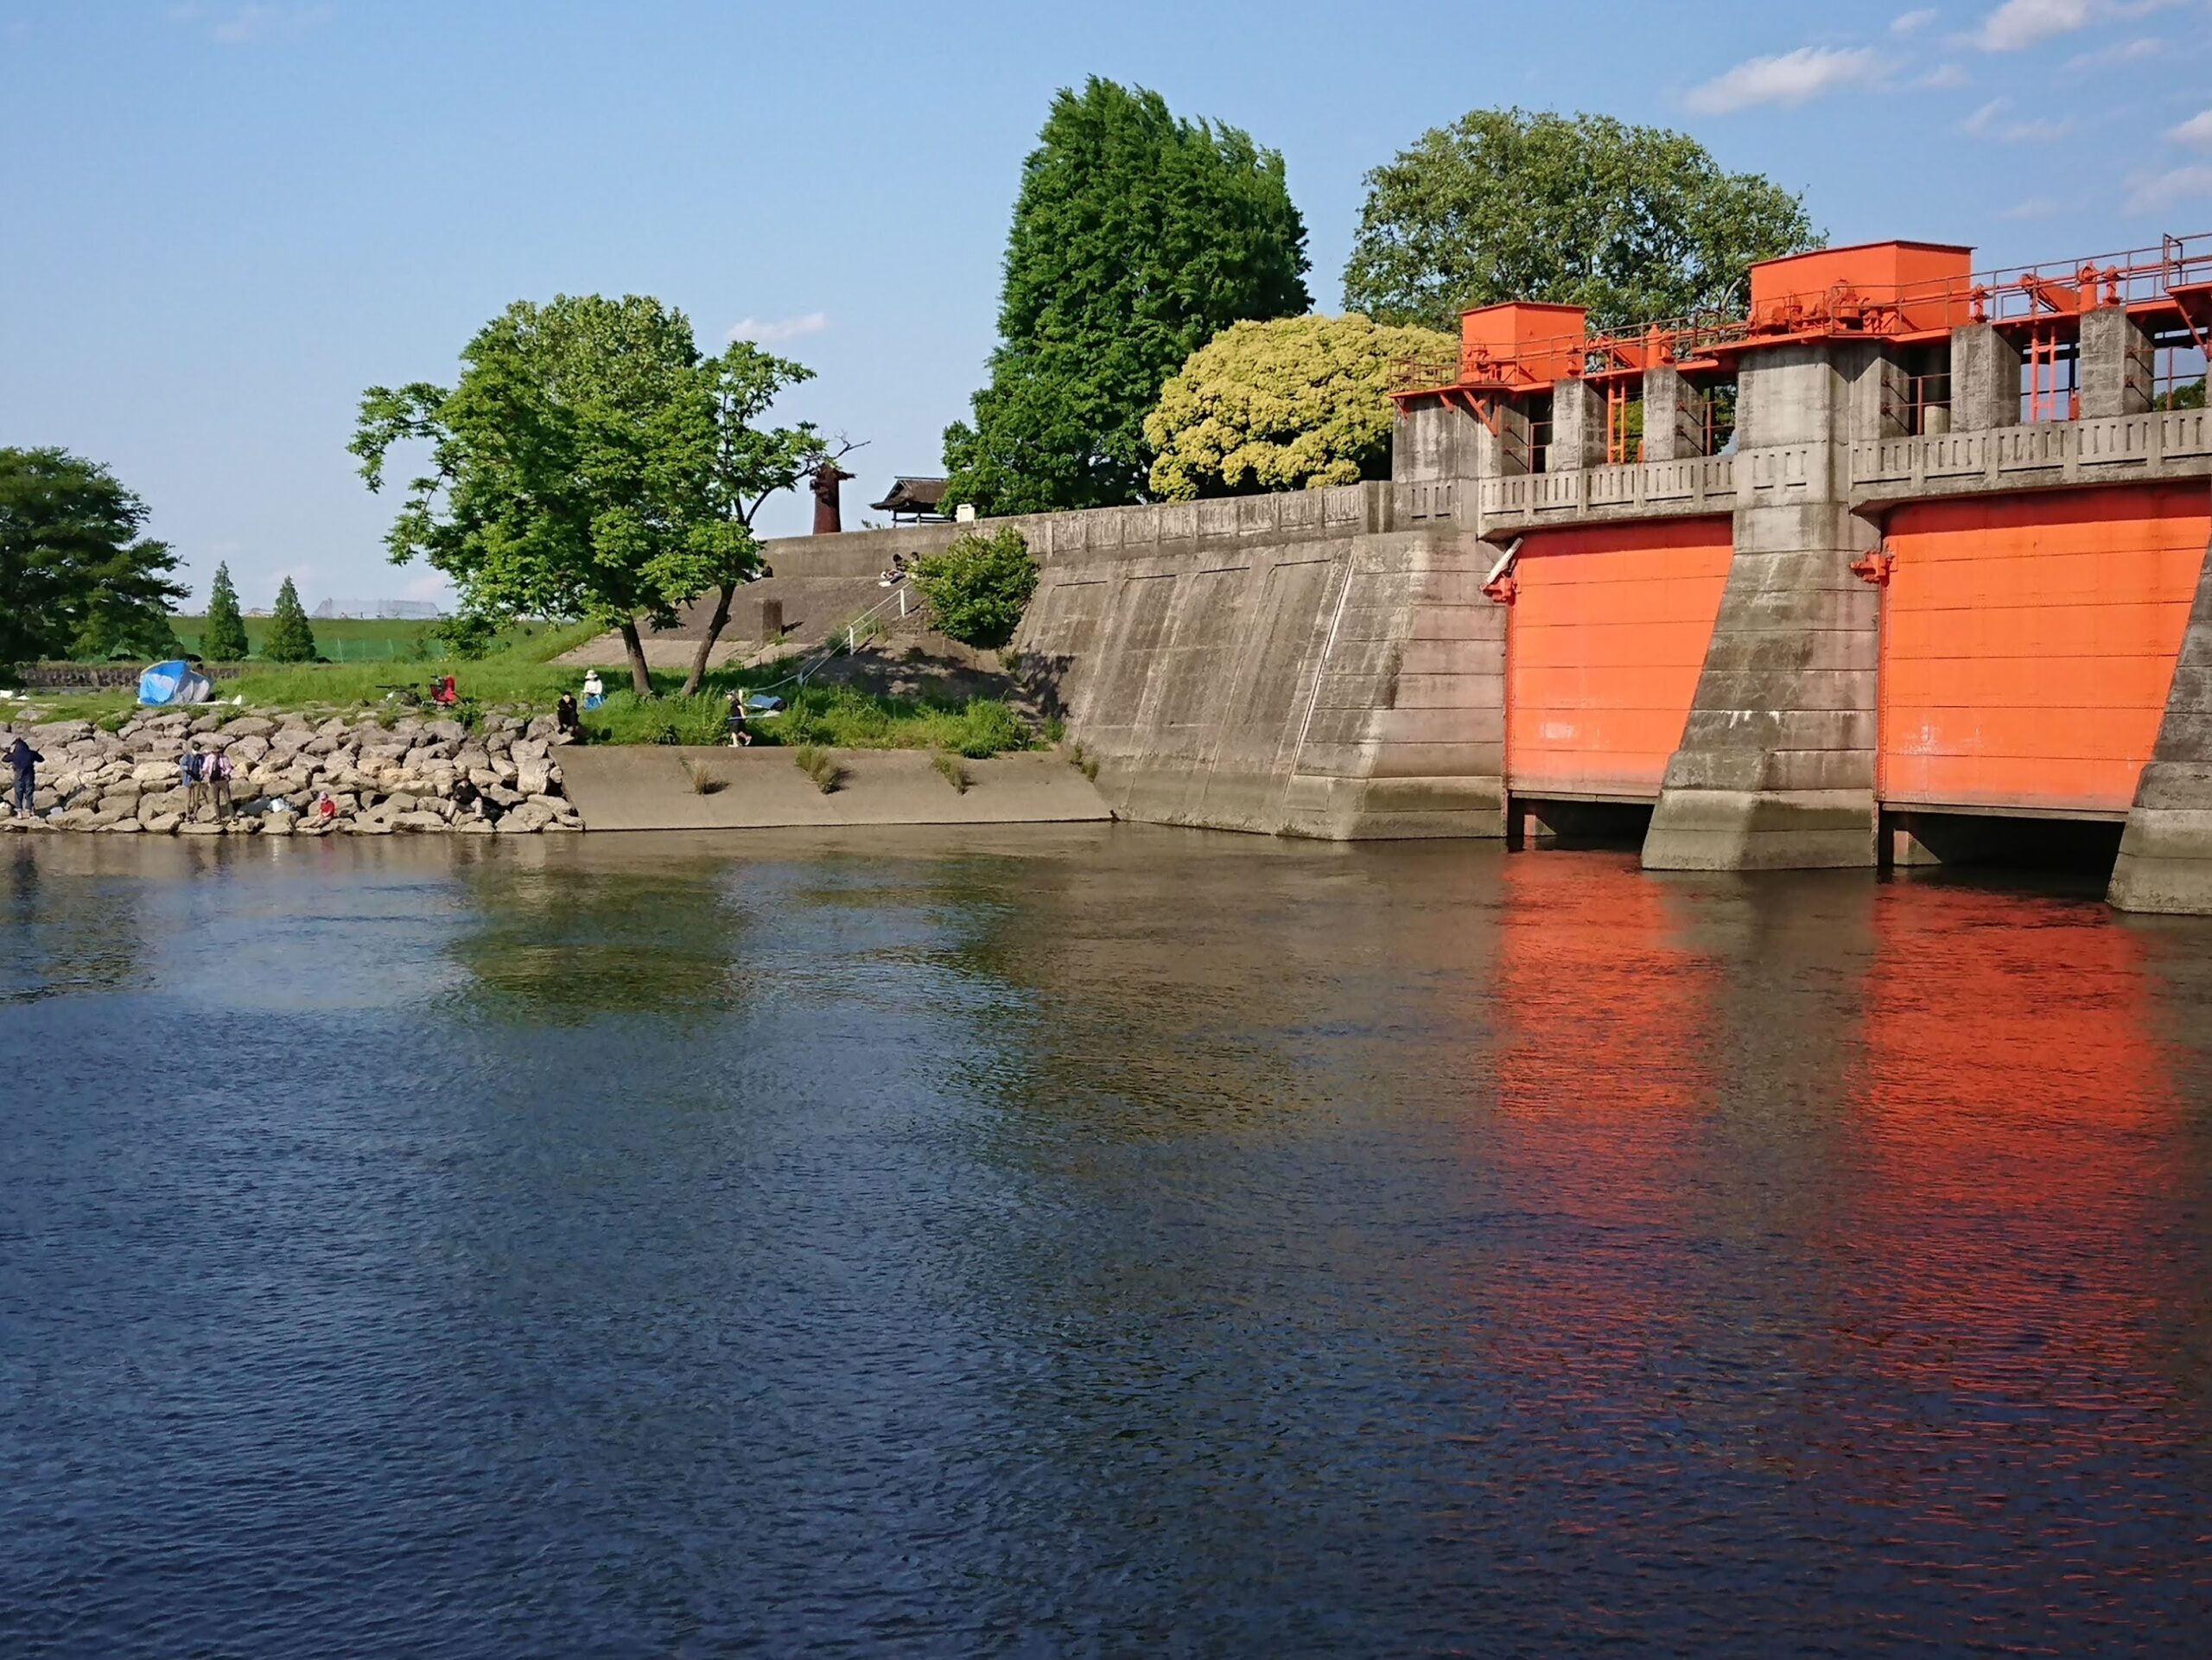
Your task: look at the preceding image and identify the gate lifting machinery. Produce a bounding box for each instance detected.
[1397,232,2212,445]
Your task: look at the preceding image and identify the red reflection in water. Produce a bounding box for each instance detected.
[1479,855,1720,1375]
[1846,885,2178,1397]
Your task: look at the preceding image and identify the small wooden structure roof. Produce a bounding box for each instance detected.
[870,476,949,519]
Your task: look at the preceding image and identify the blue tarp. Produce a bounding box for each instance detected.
[137,659,213,707]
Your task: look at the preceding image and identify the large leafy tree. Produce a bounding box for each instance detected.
[1343,109,1820,334]
[351,295,823,697]
[942,78,1312,516]
[0,447,186,665]
[1143,315,1458,499]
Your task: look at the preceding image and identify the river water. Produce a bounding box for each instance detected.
[3,828,2209,1657]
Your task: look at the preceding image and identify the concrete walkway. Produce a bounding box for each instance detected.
[558,746,1111,831]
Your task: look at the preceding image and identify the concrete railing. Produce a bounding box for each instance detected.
[762,478,1467,580]
[1849,408,2212,505]
[1478,454,1735,527]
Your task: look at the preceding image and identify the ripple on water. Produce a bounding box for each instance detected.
[2,830,2209,1656]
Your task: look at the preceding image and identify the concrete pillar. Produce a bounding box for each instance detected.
[1549,379,1607,471]
[1642,365,1704,461]
[2079,307,2154,420]
[1642,343,1884,872]
[1392,397,1483,484]
[1950,323,2020,430]
[2110,510,2212,913]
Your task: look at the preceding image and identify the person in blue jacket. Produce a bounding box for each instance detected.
[6,735,41,814]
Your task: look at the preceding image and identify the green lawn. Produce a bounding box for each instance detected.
[167,614,577,664]
[9,624,1037,756]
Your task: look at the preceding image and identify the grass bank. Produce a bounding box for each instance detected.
[582,684,1029,756]
[7,625,1038,757]
[166,615,577,664]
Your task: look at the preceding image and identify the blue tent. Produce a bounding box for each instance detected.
[137,659,213,707]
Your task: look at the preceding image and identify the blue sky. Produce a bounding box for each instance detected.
[3,0,2209,612]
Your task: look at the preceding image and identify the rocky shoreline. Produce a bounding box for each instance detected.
[1,709,582,835]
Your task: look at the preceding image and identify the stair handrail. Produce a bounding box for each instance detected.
[750,576,920,698]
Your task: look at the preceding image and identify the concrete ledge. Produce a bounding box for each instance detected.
[1643,787,1878,870]
[559,747,1110,831]
[2110,807,2212,913]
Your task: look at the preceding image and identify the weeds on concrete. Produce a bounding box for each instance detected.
[792,744,842,794]
[931,752,969,793]
[1041,716,1066,745]
[679,757,725,796]
[1065,741,1099,782]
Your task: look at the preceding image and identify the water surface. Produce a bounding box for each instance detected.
[3,829,2210,1656]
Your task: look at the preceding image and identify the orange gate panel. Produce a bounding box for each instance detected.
[1506,518,1734,799]
[1880,485,2209,817]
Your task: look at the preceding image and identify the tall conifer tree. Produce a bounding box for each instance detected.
[264,576,317,663]
[202,563,249,661]
[942,79,1311,516]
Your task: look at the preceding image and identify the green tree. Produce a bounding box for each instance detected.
[1343,108,1821,334]
[942,78,1312,517]
[1143,315,1459,499]
[0,448,188,665]
[351,295,823,698]
[264,576,318,662]
[2154,375,2206,410]
[669,355,842,696]
[202,562,250,661]
[910,528,1038,648]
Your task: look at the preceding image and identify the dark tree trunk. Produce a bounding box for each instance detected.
[619,619,653,698]
[679,582,737,698]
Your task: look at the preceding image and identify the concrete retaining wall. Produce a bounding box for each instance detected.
[558,747,1110,831]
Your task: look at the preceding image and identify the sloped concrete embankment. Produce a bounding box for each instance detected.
[558,747,1109,830]
[562,481,1501,840]
[683,484,1503,841]
[559,529,938,669]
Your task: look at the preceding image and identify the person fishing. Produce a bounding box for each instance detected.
[6,734,41,814]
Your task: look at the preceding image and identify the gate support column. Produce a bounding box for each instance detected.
[1643,343,1885,870]
[2111,514,2212,913]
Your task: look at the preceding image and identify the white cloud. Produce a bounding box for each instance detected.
[725,311,830,345]
[169,3,334,45]
[1971,0,2180,50]
[1998,196,2062,217]
[1973,0,2091,48]
[1961,96,2009,131]
[1685,46,1885,114]
[2171,109,2212,147]
[2066,35,2163,66]
[1893,7,1940,29]
[1919,61,1972,86]
[2127,163,2212,210]
[1959,94,2077,138]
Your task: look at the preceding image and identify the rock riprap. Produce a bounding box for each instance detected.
[0,710,582,836]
